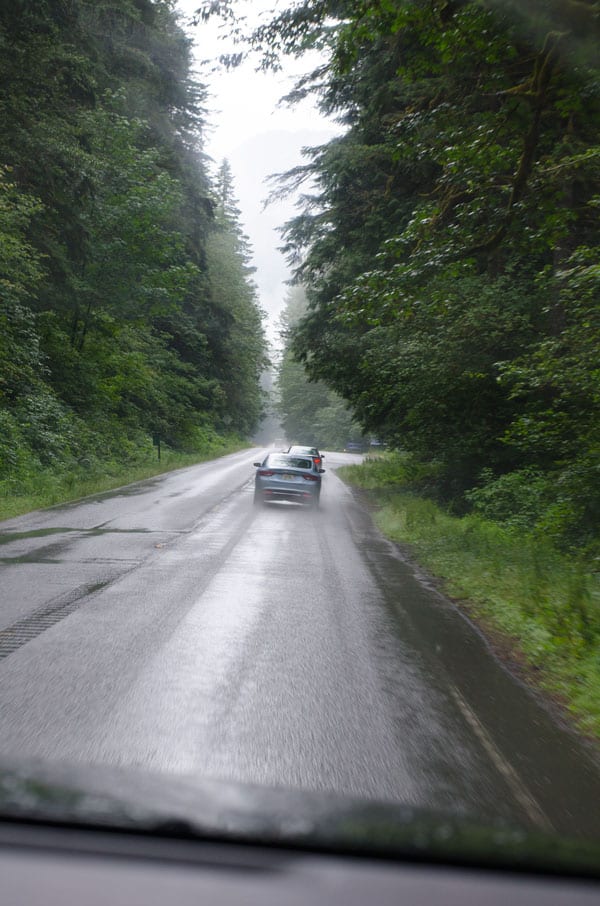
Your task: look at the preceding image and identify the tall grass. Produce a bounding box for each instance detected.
[0,436,250,521]
[339,456,600,738]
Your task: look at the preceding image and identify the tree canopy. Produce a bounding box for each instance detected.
[276,285,361,449]
[230,0,600,546]
[0,0,267,492]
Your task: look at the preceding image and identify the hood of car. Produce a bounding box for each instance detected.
[1,757,599,878]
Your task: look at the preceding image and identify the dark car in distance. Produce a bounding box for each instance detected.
[254,453,324,507]
[286,444,325,469]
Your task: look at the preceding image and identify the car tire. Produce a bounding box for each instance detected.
[253,491,264,506]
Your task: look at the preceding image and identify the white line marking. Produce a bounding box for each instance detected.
[448,682,554,833]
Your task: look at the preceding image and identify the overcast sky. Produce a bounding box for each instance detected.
[177,0,342,345]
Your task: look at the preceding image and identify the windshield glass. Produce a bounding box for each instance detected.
[1,0,600,869]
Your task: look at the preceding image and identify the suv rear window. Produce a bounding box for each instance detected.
[268,456,313,470]
[289,446,317,456]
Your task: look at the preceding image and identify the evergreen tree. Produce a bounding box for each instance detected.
[0,1,267,491]
[231,0,600,542]
[205,160,268,435]
[276,286,360,449]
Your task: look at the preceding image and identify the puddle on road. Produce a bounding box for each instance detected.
[0,527,79,545]
[0,527,160,566]
[0,536,80,564]
[0,527,155,546]
[86,527,152,536]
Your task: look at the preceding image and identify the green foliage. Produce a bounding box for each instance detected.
[0,2,266,499]
[0,167,42,304]
[341,451,441,492]
[276,285,361,448]
[466,468,552,530]
[0,433,249,522]
[243,0,600,544]
[205,160,269,436]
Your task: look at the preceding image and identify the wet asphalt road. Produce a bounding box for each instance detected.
[0,447,599,839]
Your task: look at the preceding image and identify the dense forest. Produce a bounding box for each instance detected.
[276,285,362,449]
[240,0,600,552]
[0,0,267,501]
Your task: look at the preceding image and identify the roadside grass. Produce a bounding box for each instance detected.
[0,436,250,522]
[339,456,600,740]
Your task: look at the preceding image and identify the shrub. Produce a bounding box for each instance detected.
[466,468,552,529]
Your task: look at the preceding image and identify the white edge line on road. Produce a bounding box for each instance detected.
[448,682,554,834]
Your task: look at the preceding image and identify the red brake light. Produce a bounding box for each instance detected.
[258,470,274,477]
[302,474,318,481]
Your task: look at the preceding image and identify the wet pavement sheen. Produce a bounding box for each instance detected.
[0,447,599,840]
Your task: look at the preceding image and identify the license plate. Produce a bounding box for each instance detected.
[281,473,294,480]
